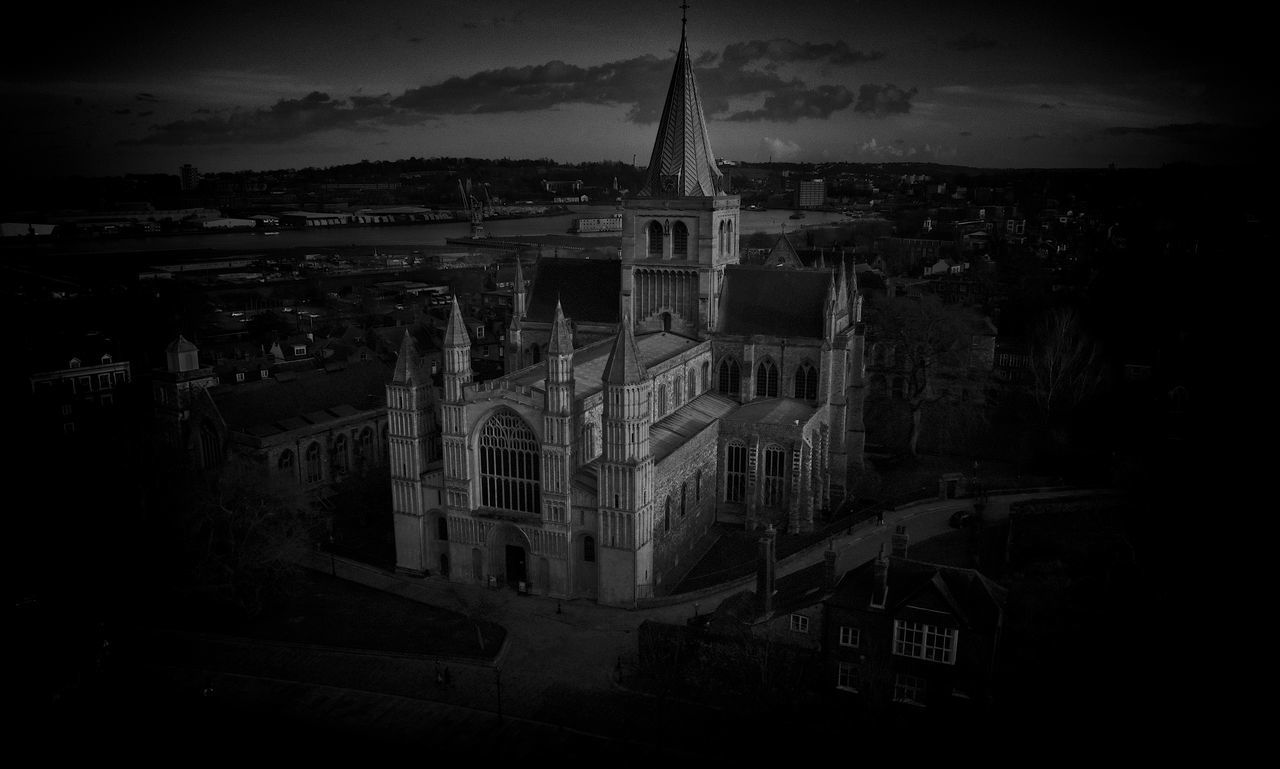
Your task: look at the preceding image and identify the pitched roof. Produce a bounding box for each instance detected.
[828,555,1006,631]
[638,23,723,198]
[391,329,425,385]
[717,265,831,338]
[527,257,621,325]
[763,232,802,268]
[212,360,392,437]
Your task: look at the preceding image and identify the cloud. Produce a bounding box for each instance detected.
[727,84,854,122]
[718,39,883,68]
[1102,122,1243,144]
[1021,133,1045,141]
[136,93,160,103]
[1039,103,1054,109]
[759,136,802,160]
[125,91,403,146]
[853,84,917,116]
[948,32,997,52]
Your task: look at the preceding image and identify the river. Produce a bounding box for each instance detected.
[27,205,865,256]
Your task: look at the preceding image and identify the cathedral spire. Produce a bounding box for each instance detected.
[639,5,723,198]
[603,313,648,384]
[548,298,574,356]
[391,329,422,385]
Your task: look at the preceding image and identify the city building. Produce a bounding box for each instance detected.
[388,15,867,607]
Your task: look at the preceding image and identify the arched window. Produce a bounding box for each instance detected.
[647,220,663,257]
[305,442,322,483]
[357,427,373,463]
[687,372,697,401]
[664,497,671,532]
[701,361,709,392]
[657,384,668,416]
[583,535,596,562]
[673,221,689,258]
[795,362,818,400]
[333,434,348,474]
[718,358,740,395]
[756,359,779,398]
[478,410,541,515]
[680,482,687,517]
[278,450,294,471]
[762,445,787,506]
[727,221,734,256]
[725,442,747,503]
[695,468,702,501]
[437,516,449,541]
[673,376,683,408]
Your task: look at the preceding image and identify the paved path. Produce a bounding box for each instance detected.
[108,486,1105,754]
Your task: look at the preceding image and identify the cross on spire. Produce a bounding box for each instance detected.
[681,1,689,28]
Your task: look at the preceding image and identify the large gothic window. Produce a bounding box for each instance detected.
[278,450,294,472]
[647,220,663,257]
[795,362,818,400]
[357,427,373,464]
[725,442,747,503]
[479,411,542,515]
[657,384,668,417]
[756,359,779,398]
[718,358,740,395]
[673,221,689,259]
[673,376,683,408]
[762,445,787,506]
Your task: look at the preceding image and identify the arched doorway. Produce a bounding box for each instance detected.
[489,523,532,589]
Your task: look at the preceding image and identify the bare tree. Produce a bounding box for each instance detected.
[866,294,987,457]
[1029,306,1104,424]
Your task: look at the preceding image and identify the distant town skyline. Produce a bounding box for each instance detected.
[2,0,1260,179]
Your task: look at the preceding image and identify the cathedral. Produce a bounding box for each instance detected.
[388,16,867,607]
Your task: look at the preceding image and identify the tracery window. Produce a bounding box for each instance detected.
[795,362,818,400]
[478,411,541,515]
[718,358,740,395]
[305,442,322,483]
[762,445,787,506]
[673,221,688,258]
[756,359,779,398]
[725,442,747,503]
[278,450,294,471]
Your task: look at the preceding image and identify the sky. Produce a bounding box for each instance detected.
[2,0,1267,179]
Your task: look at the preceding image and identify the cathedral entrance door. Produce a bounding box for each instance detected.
[505,545,527,588]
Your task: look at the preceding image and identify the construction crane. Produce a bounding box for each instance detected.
[459,178,486,239]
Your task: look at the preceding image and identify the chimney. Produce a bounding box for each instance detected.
[823,543,838,590]
[871,544,889,609]
[756,524,777,616]
[891,524,909,558]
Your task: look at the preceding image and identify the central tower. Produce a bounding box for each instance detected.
[621,8,740,339]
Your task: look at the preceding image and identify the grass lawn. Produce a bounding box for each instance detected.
[161,570,506,661]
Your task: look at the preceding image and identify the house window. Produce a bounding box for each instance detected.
[260,369,269,379]
[893,620,957,664]
[725,442,747,503]
[762,445,787,507]
[101,353,113,364]
[837,662,859,692]
[61,404,73,417]
[98,373,112,390]
[235,372,246,382]
[893,673,927,706]
[790,614,810,633]
[839,626,861,648]
[293,345,307,357]
[755,360,778,397]
[718,359,740,395]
